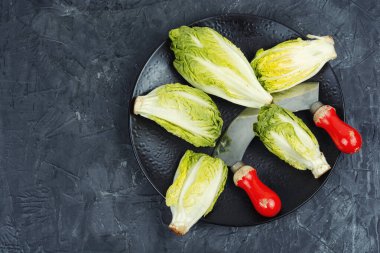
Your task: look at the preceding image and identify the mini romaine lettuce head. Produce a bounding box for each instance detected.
[169,26,273,108]
[251,35,337,93]
[253,104,330,178]
[166,150,227,235]
[133,83,223,147]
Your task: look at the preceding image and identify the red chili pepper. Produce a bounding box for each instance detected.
[313,105,362,154]
[233,165,281,217]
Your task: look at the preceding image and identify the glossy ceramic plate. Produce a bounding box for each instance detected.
[129,14,343,226]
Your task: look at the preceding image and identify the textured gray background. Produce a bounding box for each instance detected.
[0,0,379,252]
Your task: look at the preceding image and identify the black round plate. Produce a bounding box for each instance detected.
[129,14,343,226]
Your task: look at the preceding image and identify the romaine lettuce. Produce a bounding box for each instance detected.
[251,35,337,93]
[133,83,223,147]
[253,104,330,178]
[166,150,227,235]
[170,26,272,108]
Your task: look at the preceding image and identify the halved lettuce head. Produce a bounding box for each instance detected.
[133,83,223,147]
[253,104,330,178]
[251,35,337,93]
[169,26,272,108]
[166,150,228,235]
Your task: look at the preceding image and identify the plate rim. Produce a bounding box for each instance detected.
[128,13,345,227]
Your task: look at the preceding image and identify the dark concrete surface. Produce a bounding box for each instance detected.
[0,0,379,252]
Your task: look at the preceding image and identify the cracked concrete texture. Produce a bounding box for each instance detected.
[0,0,379,252]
